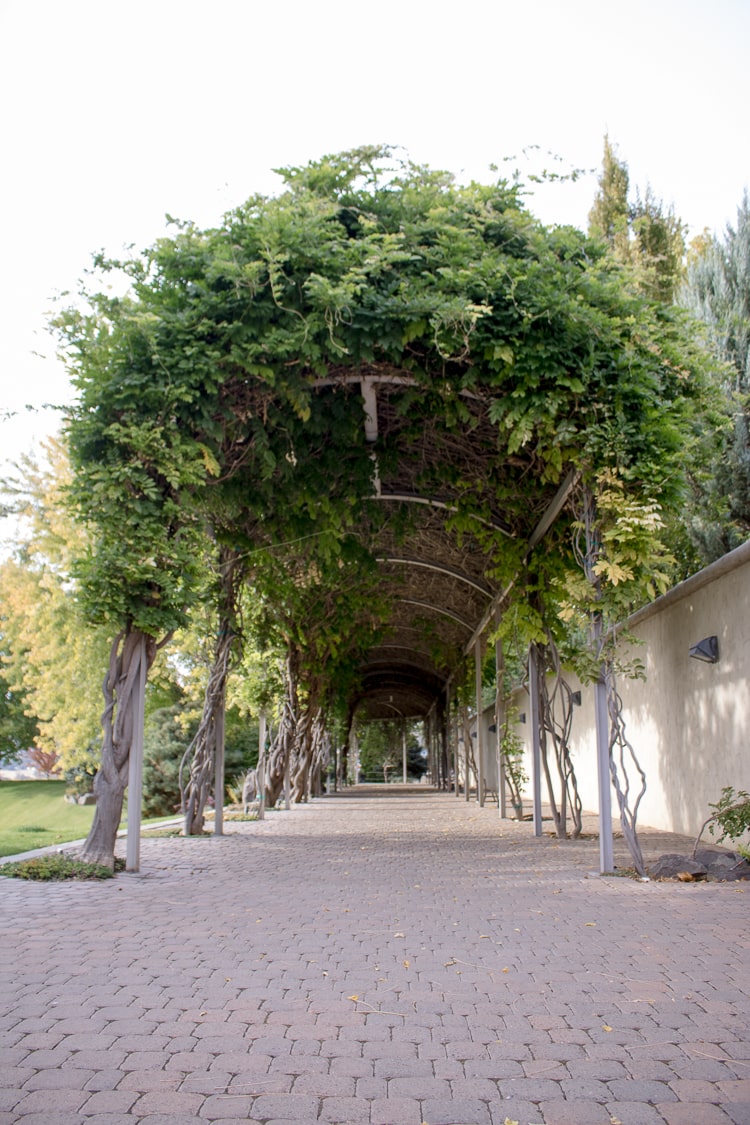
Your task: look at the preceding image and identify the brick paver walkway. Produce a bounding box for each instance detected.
[1,787,749,1125]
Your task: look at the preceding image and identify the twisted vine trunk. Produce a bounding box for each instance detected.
[307,709,329,798]
[79,629,159,870]
[535,637,583,839]
[180,627,234,835]
[264,652,300,807]
[180,548,244,836]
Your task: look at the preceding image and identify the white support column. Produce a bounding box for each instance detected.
[213,691,225,836]
[402,722,408,784]
[496,636,507,819]
[257,710,267,820]
[454,711,461,797]
[594,650,614,873]
[463,705,470,802]
[475,638,485,806]
[126,635,147,873]
[528,645,543,838]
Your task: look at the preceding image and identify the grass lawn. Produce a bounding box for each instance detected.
[0,780,97,858]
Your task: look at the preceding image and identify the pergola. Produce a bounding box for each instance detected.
[273,368,604,856]
[64,150,697,876]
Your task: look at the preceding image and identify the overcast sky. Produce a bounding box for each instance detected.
[1,0,748,479]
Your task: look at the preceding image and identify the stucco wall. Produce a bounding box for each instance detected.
[508,540,750,839]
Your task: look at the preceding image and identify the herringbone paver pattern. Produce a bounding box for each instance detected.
[1,788,748,1125]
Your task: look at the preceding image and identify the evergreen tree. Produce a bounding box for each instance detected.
[588,136,686,304]
[680,194,750,559]
[588,135,630,256]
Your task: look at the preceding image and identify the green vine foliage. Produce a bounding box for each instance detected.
[708,787,750,847]
[57,146,716,715]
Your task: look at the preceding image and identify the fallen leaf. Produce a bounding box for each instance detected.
[502,967,510,973]
[602,1024,613,1032]
[403,959,410,968]
[394,932,405,937]
[585,922,597,927]
[347,994,359,1002]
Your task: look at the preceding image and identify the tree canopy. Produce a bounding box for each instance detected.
[57,145,712,716]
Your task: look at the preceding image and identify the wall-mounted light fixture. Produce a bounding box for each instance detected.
[518,712,526,724]
[689,635,720,664]
[570,691,582,706]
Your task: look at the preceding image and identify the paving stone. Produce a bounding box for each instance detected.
[22,1068,96,1091]
[421,1096,492,1124]
[79,1089,139,1114]
[249,1092,320,1118]
[538,1101,613,1124]
[489,1099,544,1125]
[0,1090,24,1113]
[388,1076,452,1098]
[2,792,748,1125]
[658,1103,735,1124]
[720,1081,750,1101]
[604,1106,668,1125]
[723,1105,750,1125]
[12,1088,89,1115]
[610,1078,680,1104]
[369,1095,424,1125]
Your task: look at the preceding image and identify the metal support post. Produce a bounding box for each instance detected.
[496,635,507,819]
[594,658,614,873]
[475,637,485,806]
[528,644,543,838]
[213,690,225,836]
[126,635,147,873]
[257,710,266,820]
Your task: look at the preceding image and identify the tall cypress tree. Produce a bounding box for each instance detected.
[588,135,630,258]
[589,136,686,304]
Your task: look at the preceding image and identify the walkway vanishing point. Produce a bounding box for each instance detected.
[1,788,749,1125]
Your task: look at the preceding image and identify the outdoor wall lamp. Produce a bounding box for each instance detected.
[570,691,582,706]
[689,635,720,664]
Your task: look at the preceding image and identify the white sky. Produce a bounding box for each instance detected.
[1,0,748,479]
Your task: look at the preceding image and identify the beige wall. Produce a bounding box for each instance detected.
[509,540,750,840]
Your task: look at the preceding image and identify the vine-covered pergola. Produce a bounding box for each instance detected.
[59,147,708,875]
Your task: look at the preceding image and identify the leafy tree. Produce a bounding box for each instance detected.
[679,194,750,561]
[0,667,38,766]
[27,746,61,777]
[0,440,111,769]
[357,720,426,782]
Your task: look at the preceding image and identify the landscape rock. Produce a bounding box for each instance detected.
[650,850,750,881]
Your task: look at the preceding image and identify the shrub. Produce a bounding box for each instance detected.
[0,854,122,880]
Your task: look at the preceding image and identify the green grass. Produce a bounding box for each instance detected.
[0,780,97,858]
